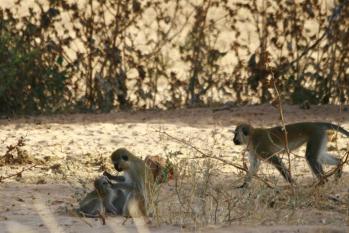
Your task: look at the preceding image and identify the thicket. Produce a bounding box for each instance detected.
[0,0,348,114]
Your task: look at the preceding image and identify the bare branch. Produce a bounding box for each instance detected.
[156,129,274,188]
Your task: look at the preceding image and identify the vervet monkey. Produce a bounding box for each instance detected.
[94,176,126,215]
[233,122,349,187]
[103,148,154,218]
[77,176,125,217]
[76,188,104,218]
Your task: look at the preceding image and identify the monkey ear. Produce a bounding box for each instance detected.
[242,126,250,136]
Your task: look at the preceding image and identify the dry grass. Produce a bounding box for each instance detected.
[146,130,349,229]
[0,106,348,232]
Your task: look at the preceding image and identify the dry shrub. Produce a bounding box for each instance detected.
[145,155,176,183]
[0,136,49,182]
[1,0,348,114]
[0,136,34,166]
[146,130,349,228]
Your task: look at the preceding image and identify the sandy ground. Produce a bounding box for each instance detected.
[0,104,349,233]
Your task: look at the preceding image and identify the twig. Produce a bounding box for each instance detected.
[0,164,38,182]
[324,151,349,180]
[270,69,293,187]
[1,136,26,161]
[173,170,195,217]
[97,211,106,225]
[311,151,349,187]
[95,189,107,225]
[226,214,246,223]
[72,210,93,228]
[156,130,274,188]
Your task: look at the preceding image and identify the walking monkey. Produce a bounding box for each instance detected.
[233,122,349,187]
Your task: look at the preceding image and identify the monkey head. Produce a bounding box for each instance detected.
[110,148,134,172]
[233,123,251,145]
[94,176,112,196]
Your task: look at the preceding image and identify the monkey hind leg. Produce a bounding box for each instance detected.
[268,156,293,183]
[77,191,104,218]
[123,193,146,218]
[127,198,146,218]
[305,136,326,182]
[319,152,343,179]
[111,191,126,215]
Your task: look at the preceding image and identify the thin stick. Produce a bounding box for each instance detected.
[271,74,292,184]
[71,210,93,228]
[95,189,107,225]
[97,211,106,225]
[156,130,273,188]
[0,164,38,182]
[320,151,349,183]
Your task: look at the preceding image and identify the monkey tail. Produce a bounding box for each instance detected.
[325,123,349,137]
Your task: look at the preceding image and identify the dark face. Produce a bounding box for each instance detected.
[233,124,250,145]
[233,131,241,145]
[111,148,130,172]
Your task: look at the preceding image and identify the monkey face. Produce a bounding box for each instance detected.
[94,176,112,195]
[233,124,250,145]
[111,148,131,172]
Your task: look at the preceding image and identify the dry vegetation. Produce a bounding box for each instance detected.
[1,0,348,114]
[1,0,349,232]
[0,105,348,232]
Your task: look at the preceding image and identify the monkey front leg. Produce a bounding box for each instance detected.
[237,152,260,188]
[111,182,135,192]
[104,196,123,215]
[103,171,125,182]
[268,156,294,184]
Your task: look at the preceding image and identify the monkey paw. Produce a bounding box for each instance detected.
[102,171,112,178]
[235,183,249,189]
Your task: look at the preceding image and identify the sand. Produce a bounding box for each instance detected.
[0,105,349,233]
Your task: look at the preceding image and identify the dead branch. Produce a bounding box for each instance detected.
[324,151,349,180]
[0,164,38,182]
[0,136,26,163]
[72,210,93,228]
[156,130,274,188]
[270,69,293,188]
[97,211,106,225]
[311,151,349,187]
